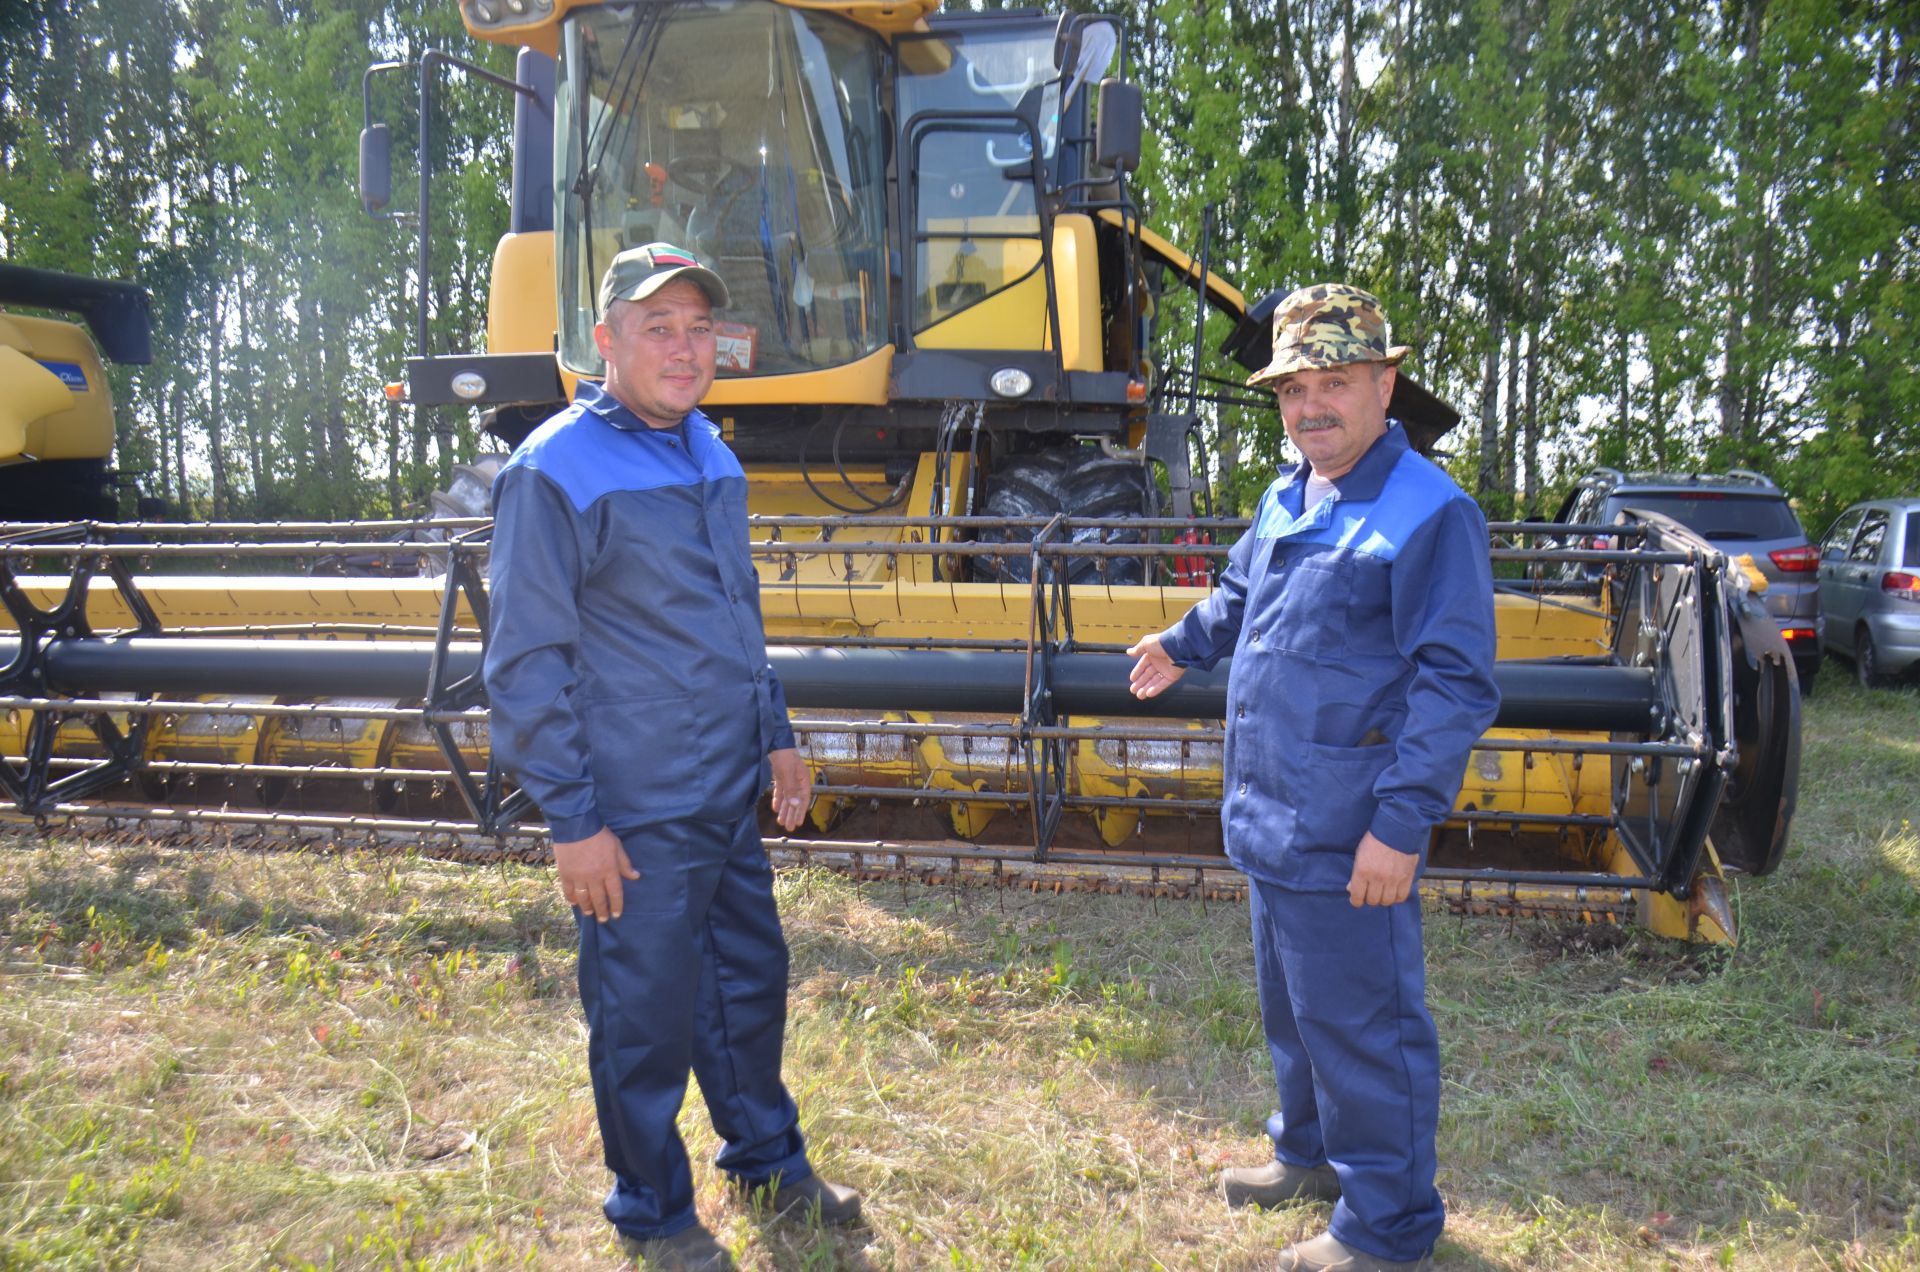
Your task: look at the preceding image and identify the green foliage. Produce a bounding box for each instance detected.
[2,0,1916,518]
[0,0,510,518]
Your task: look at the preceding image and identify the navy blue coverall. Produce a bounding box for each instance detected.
[1156,423,1499,1263]
[484,381,812,1241]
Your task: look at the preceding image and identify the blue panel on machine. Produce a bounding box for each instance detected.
[35,360,90,391]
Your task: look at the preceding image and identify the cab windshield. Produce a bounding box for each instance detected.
[556,1,889,378]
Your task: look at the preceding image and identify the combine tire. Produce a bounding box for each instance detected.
[973,447,1154,585]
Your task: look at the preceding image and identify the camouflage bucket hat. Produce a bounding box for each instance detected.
[1247,282,1410,387]
[597,241,730,318]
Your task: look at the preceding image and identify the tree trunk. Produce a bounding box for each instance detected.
[1523,323,1540,517]
[1502,323,1520,502]
[1477,312,1504,498]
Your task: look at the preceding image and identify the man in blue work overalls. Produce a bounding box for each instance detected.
[486,244,860,1270]
[1128,284,1499,1272]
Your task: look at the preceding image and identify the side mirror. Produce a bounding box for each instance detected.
[1052,14,1082,72]
[360,123,392,215]
[1094,80,1142,174]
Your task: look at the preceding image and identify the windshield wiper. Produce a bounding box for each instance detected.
[574,5,671,295]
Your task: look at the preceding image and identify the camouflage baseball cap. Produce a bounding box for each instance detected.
[1247,282,1410,387]
[597,241,730,318]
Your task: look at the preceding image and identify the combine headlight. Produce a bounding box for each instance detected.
[989,367,1033,399]
[450,370,488,401]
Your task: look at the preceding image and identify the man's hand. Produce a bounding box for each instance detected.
[769,747,812,832]
[554,827,640,922]
[1126,633,1186,700]
[1348,831,1419,907]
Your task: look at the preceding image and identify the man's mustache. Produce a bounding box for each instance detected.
[1295,413,1343,432]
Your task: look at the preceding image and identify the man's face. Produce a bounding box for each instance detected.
[1274,361,1396,480]
[592,277,717,428]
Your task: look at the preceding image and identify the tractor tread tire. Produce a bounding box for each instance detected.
[975,446,1153,586]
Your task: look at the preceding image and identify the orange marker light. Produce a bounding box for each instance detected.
[383,382,407,401]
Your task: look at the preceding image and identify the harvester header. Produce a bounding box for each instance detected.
[1,0,1803,946]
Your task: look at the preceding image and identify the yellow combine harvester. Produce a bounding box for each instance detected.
[0,264,154,521]
[1,0,1800,943]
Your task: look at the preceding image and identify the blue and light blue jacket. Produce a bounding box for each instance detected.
[1157,424,1500,891]
[484,382,794,841]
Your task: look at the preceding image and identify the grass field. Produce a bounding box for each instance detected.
[2,672,1917,1270]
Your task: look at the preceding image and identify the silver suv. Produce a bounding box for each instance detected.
[1816,497,1920,687]
[1555,469,1822,688]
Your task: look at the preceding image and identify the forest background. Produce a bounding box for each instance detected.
[0,0,1914,533]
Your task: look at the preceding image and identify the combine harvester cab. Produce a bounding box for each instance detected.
[2,0,1799,944]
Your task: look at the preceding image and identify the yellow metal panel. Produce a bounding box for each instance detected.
[0,345,74,462]
[486,231,558,360]
[699,345,896,407]
[10,577,466,634]
[913,216,1101,370]
[0,312,114,463]
[1096,207,1247,316]
[460,0,939,51]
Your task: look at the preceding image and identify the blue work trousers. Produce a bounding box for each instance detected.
[576,809,810,1240]
[1249,880,1443,1263]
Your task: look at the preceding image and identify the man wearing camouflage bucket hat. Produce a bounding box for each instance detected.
[486,243,859,1269]
[1128,284,1498,1271]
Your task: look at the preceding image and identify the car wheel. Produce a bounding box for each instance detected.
[1797,658,1818,697]
[1857,626,1887,689]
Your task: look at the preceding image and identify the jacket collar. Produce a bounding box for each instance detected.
[1277,420,1410,505]
[575,380,714,442]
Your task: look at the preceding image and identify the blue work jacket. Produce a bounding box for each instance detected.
[1158,424,1500,891]
[484,382,794,842]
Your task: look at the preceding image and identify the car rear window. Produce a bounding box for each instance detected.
[1610,492,1804,541]
[1907,512,1920,567]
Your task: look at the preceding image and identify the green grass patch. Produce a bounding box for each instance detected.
[2,668,1917,1268]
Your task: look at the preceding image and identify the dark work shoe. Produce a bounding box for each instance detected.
[740,1171,863,1226]
[1276,1231,1431,1271]
[1221,1158,1341,1208]
[619,1223,735,1271]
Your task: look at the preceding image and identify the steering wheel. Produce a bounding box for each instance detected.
[667,153,737,196]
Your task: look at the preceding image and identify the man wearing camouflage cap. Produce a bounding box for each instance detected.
[1128,284,1498,1271]
[487,244,859,1270]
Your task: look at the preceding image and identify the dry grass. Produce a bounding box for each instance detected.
[1,672,1917,1269]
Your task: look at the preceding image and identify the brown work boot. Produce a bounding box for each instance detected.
[620,1223,735,1271]
[1221,1158,1341,1208]
[1275,1231,1431,1271]
[739,1171,863,1226]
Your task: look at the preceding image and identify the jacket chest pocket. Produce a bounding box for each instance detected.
[1267,554,1353,660]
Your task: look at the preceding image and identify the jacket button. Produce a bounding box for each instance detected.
[1250,628,1261,642]
[1236,706,1245,719]
[1237,782,1248,795]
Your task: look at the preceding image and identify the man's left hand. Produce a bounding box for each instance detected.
[1348,831,1419,907]
[769,747,812,832]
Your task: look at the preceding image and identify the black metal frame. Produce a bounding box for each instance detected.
[0,524,158,812]
[423,527,533,836]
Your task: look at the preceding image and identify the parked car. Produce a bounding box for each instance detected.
[1816,496,1920,687]
[1553,468,1822,688]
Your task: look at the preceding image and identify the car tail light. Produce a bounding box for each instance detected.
[1781,626,1817,643]
[1883,571,1920,602]
[1768,544,1820,573]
